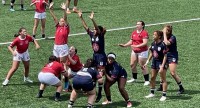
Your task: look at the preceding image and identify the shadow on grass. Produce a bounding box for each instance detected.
[48,92,88,102]
[82,11,94,14]
[6,82,40,87]
[94,100,141,108]
[168,89,199,95]
[167,95,192,100]
[68,100,140,108]
[126,80,171,85]
[166,89,199,100]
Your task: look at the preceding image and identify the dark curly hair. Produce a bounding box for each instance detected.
[84,58,95,68]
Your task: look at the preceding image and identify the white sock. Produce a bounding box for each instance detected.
[4,79,9,82]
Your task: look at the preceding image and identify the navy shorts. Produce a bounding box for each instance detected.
[151,59,168,70]
[167,55,178,64]
[72,75,94,91]
[93,53,107,67]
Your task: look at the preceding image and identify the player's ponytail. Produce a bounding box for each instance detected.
[14,34,19,37]
[14,27,26,37]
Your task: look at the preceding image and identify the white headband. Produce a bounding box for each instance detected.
[107,53,116,59]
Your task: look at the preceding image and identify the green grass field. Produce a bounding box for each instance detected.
[1,0,200,108]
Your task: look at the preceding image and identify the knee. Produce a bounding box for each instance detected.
[41,24,45,28]
[104,83,111,89]
[130,64,136,69]
[140,66,145,70]
[33,25,38,29]
[24,65,30,70]
[150,76,156,82]
[170,71,176,77]
[11,67,18,72]
[98,78,103,85]
[118,86,125,92]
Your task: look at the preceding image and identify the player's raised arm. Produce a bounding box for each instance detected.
[77,10,89,31]
[42,0,49,7]
[30,0,39,6]
[163,26,171,45]
[49,2,58,25]
[60,3,68,25]
[89,11,100,34]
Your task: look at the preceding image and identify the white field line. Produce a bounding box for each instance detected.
[1,18,200,45]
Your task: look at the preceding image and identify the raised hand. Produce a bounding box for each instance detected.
[89,11,94,19]
[49,2,54,9]
[162,27,167,34]
[60,3,66,10]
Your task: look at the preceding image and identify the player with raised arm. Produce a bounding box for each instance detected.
[77,10,106,103]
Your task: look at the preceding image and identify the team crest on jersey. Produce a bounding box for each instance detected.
[25,40,29,44]
[96,37,99,41]
[172,58,176,62]
[20,42,23,45]
[158,47,161,51]
[92,37,99,42]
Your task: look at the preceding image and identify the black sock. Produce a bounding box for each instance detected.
[162,91,166,96]
[68,100,74,105]
[55,92,60,98]
[132,73,137,79]
[144,74,149,81]
[106,95,111,101]
[177,81,184,90]
[11,5,13,9]
[42,34,45,38]
[21,4,24,9]
[87,103,93,108]
[126,99,131,103]
[98,84,103,96]
[38,90,44,96]
[33,35,36,38]
[159,81,163,88]
[150,88,155,94]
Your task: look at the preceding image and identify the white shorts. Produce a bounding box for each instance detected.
[38,72,60,86]
[13,50,30,61]
[53,44,69,58]
[34,12,46,19]
[131,50,148,58]
[68,68,77,78]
